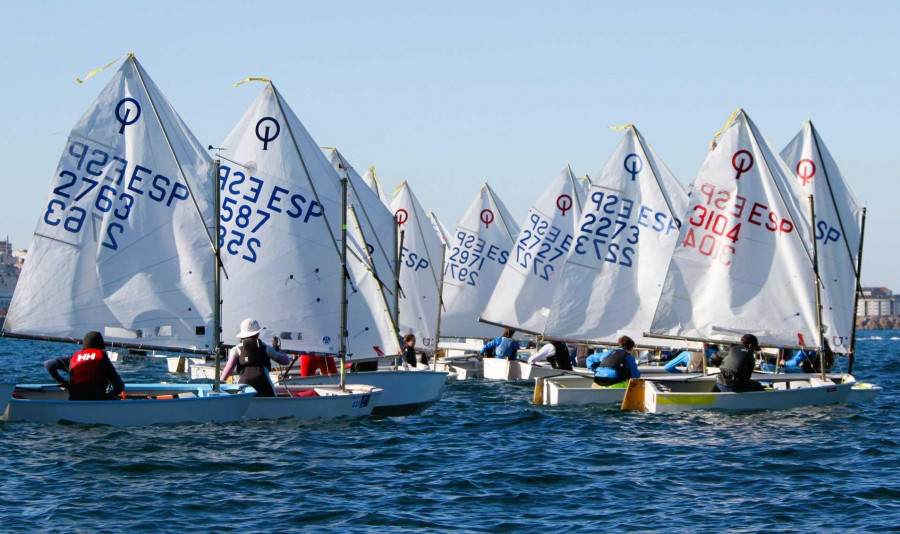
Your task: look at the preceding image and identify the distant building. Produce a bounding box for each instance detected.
[0,239,24,312]
[857,287,895,317]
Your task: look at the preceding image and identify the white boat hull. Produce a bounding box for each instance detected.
[536,375,625,406]
[166,355,209,373]
[283,370,447,416]
[242,385,382,420]
[636,375,854,413]
[434,357,482,380]
[2,383,256,426]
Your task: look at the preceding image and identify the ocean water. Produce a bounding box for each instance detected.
[1,333,898,533]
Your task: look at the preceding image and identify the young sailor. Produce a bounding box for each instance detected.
[44,331,125,400]
[221,318,294,397]
[527,340,573,370]
[480,328,520,360]
[587,336,640,388]
[715,334,764,393]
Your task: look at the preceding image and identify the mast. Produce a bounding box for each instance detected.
[809,195,826,381]
[394,223,404,369]
[848,207,867,374]
[339,166,349,391]
[213,159,223,391]
[432,242,448,370]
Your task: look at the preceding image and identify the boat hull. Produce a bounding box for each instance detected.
[283,370,447,416]
[2,383,255,426]
[536,375,625,406]
[242,385,382,420]
[639,375,854,413]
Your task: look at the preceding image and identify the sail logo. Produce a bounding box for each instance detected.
[624,153,643,181]
[394,208,408,226]
[556,194,573,216]
[732,150,754,180]
[115,98,141,134]
[796,159,816,186]
[480,209,494,229]
[255,117,280,150]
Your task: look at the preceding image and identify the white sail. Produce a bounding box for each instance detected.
[390,182,443,351]
[4,55,216,350]
[345,205,402,358]
[439,183,520,339]
[428,211,452,246]
[649,109,819,347]
[362,166,391,209]
[219,83,344,354]
[480,165,587,335]
[325,147,401,358]
[780,121,862,353]
[541,128,688,346]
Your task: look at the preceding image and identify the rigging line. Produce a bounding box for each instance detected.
[565,164,585,214]
[809,123,864,295]
[329,148,394,277]
[633,126,681,224]
[270,83,342,262]
[129,55,218,262]
[407,186,443,293]
[347,204,394,295]
[348,206,401,351]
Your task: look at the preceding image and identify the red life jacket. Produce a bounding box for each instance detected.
[69,348,107,386]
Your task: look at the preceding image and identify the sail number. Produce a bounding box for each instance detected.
[686,183,797,266]
[444,230,509,286]
[572,190,679,268]
[513,212,573,281]
[218,165,324,263]
[43,140,191,250]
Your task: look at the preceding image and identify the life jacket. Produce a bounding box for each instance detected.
[718,345,754,384]
[549,342,572,370]
[236,338,271,374]
[69,348,107,386]
[598,348,632,380]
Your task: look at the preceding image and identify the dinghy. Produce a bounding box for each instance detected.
[637,109,863,412]
[1,55,256,425]
[5,383,255,426]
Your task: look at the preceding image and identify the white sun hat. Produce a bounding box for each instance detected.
[236,317,264,339]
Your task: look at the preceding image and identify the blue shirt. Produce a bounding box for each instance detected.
[586,349,640,380]
[481,336,520,360]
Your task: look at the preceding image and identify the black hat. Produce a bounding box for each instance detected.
[83,331,105,350]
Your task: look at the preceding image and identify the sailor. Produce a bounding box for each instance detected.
[587,336,640,388]
[44,331,125,400]
[480,328,520,360]
[715,334,765,392]
[527,340,573,371]
[664,345,721,373]
[221,318,294,397]
[402,333,418,369]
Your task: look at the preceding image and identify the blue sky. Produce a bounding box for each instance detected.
[2,1,898,289]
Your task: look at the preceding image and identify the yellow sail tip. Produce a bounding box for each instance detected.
[233,77,271,88]
[76,52,133,84]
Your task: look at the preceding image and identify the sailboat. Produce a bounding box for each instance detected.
[501,126,694,400]
[475,167,587,380]
[185,80,383,420]
[210,84,444,416]
[627,109,856,413]
[779,121,863,361]
[389,181,444,353]
[1,55,256,425]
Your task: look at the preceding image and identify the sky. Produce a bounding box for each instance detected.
[2,1,899,289]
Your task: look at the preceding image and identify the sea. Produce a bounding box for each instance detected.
[1,333,898,533]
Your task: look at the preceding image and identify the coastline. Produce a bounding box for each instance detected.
[856,316,900,330]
